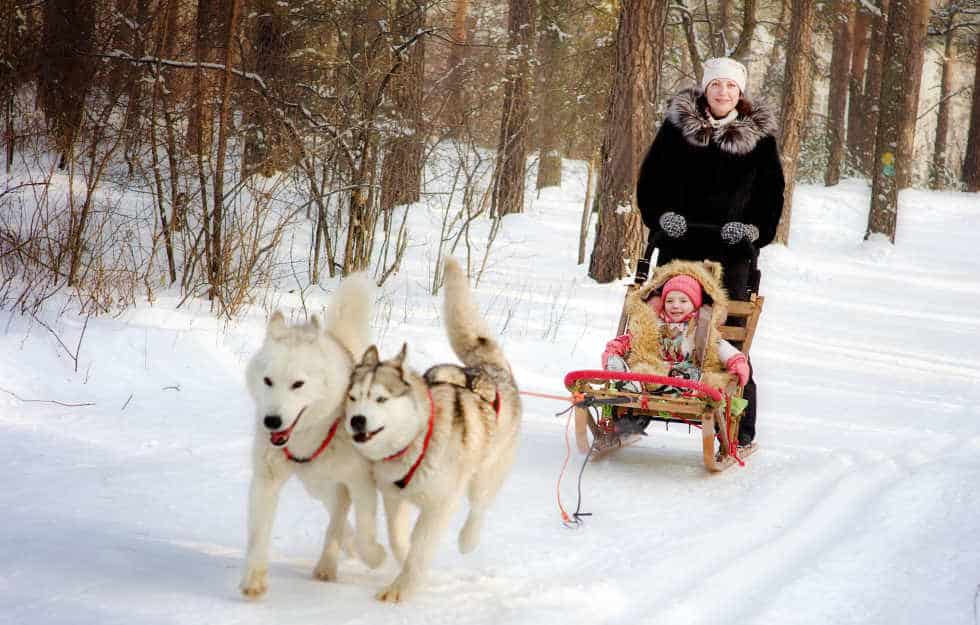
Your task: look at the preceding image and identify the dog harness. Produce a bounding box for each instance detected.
[283,418,340,463]
[384,388,435,489]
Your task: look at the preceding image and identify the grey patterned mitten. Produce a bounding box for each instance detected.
[659,212,688,238]
[745,224,760,242]
[721,221,748,244]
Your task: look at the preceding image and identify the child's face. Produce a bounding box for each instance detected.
[663,291,695,321]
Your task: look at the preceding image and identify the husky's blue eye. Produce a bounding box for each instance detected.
[263,377,273,387]
[291,380,305,390]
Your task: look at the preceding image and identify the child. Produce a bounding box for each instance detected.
[601,260,750,394]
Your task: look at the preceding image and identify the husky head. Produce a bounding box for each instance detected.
[246,311,354,448]
[345,344,424,461]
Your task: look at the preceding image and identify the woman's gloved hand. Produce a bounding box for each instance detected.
[720,221,760,244]
[659,212,688,238]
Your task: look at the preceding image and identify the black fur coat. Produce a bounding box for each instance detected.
[637,88,785,268]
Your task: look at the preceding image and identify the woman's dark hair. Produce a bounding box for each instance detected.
[696,93,754,117]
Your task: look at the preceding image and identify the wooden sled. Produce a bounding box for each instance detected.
[567,295,764,473]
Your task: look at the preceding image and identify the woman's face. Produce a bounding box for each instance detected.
[663,291,695,322]
[705,79,741,117]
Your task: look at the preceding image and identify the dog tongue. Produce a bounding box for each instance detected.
[270,430,289,446]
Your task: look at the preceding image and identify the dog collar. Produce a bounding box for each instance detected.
[283,418,340,463]
[385,388,435,489]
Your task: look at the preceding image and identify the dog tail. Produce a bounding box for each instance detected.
[325,271,374,360]
[442,257,511,376]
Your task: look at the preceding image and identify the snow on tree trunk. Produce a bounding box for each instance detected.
[491,0,536,217]
[824,0,855,187]
[861,0,889,177]
[588,0,669,283]
[867,0,929,242]
[535,0,566,191]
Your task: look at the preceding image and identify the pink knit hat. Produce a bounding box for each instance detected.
[661,275,703,309]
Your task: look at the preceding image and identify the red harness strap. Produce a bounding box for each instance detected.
[385,388,436,489]
[283,418,340,463]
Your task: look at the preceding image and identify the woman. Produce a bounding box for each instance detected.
[635,57,785,447]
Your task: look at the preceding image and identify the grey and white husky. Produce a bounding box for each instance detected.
[240,275,385,599]
[345,258,522,602]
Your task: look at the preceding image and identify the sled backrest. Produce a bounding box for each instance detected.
[719,295,764,355]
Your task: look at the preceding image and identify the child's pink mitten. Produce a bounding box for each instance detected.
[725,353,750,387]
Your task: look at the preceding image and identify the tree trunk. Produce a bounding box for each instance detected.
[676,0,703,84]
[243,0,290,176]
[731,0,758,64]
[824,0,855,187]
[774,0,815,246]
[38,0,95,169]
[762,0,788,103]
[491,0,536,217]
[861,0,889,176]
[717,0,732,55]
[845,6,871,173]
[588,0,669,283]
[122,0,150,173]
[867,0,929,242]
[445,0,471,132]
[963,30,980,192]
[210,0,242,297]
[930,19,956,190]
[186,0,220,155]
[535,0,565,190]
[895,0,930,190]
[379,1,427,211]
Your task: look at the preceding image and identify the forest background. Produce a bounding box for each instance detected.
[1,0,979,316]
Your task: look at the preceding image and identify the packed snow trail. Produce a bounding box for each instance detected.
[2,164,979,624]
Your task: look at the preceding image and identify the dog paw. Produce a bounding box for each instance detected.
[239,568,268,599]
[375,584,407,603]
[358,540,386,569]
[375,574,416,603]
[312,558,338,582]
[458,516,482,554]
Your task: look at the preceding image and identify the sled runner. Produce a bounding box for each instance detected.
[565,228,764,472]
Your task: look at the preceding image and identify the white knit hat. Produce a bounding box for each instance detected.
[701,57,747,94]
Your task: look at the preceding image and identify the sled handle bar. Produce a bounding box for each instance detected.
[635,223,758,285]
[563,369,723,402]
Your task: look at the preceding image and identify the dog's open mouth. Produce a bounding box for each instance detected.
[353,427,384,444]
[268,407,306,447]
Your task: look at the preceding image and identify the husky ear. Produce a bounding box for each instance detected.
[361,345,380,366]
[267,311,287,339]
[391,342,408,369]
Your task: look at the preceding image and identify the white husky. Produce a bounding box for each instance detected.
[240,275,386,599]
[345,258,522,602]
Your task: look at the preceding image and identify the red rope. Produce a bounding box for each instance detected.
[555,409,576,526]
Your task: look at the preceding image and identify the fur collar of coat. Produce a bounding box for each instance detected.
[666,87,778,156]
[624,260,733,388]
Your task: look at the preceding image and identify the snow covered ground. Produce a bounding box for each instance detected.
[2,160,979,625]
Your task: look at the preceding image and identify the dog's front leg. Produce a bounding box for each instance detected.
[383,492,412,564]
[376,495,461,603]
[240,473,286,599]
[347,476,386,569]
[313,483,351,582]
